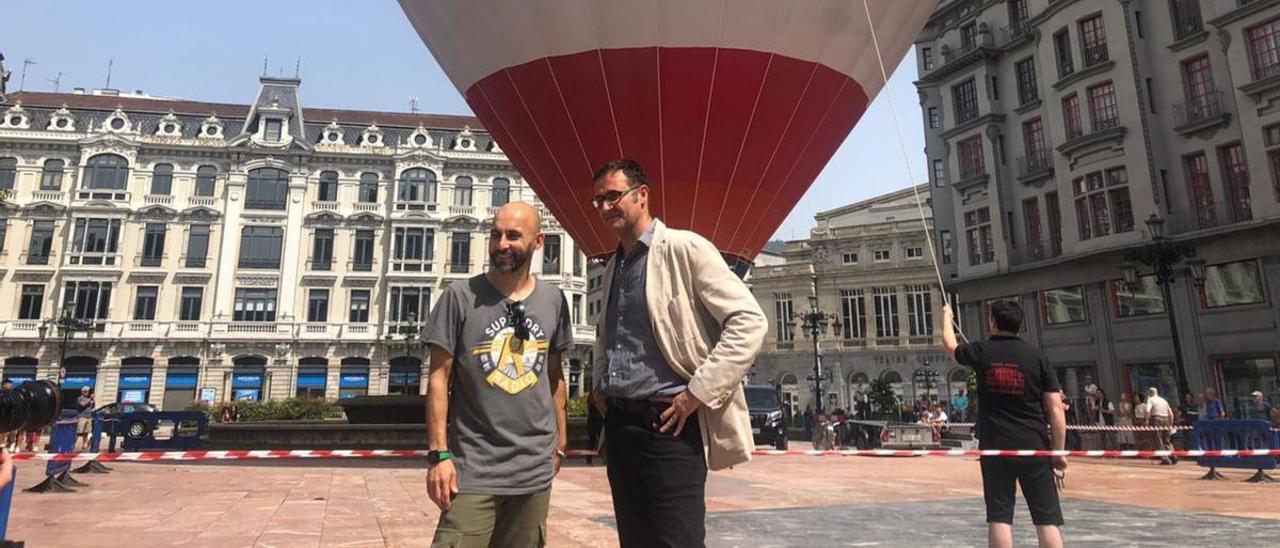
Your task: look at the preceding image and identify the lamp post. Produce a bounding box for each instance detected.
[1121,214,1207,401]
[382,312,420,393]
[790,263,841,414]
[912,358,939,405]
[38,302,97,383]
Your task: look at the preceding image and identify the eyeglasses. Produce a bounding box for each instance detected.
[507,301,530,341]
[591,185,642,209]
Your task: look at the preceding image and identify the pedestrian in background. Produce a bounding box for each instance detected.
[1115,393,1136,450]
[1143,387,1176,465]
[1200,387,1226,420]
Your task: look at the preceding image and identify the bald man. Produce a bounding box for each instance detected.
[423,202,573,547]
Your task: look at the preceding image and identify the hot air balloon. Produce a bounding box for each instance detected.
[399,0,934,266]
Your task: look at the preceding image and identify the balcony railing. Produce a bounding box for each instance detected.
[959,163,987,181]
[34,190,65,202]
[136,254,166,268]
[350,260,375,272]
[67,252,119,266]
[1082,44,1109,68]
[312,201,339,211]
[75,188,128,201]
[354,203,380,213]
[1172,7,1204,41]
[144,194,174,205]
[391,259,432,272]
[1016,153,1052,179]
[449,262,470,274]
[181,255,209,269]
[998,20,1032,46]
[237,258,281,269]
[189,196,218,207]
[1174,89,1228,128]
[244,199,284,210]
[1092,116,1120,132]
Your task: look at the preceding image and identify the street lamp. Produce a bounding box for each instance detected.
[789,263,840,414]
[1121,214,1207,401]
[383,312,420,356]
[38,302,97,383]
[912,358,939,404]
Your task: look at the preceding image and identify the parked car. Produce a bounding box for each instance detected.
[745,385,788,451]
[93,402,159,417]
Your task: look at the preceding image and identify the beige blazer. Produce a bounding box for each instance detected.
[593,220,767,470]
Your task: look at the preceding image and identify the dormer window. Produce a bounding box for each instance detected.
[2,105,29,129]
[414,134,428,146]
[48,106,75,131]
[408,126,433,148]
[264,119,283,142]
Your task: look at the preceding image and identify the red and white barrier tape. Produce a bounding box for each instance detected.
[11,448,1280,461]
[940,423,1280,432]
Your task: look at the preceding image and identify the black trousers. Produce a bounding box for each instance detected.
[605,399,707,548]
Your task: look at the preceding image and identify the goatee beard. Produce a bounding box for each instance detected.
[490,251,528,273]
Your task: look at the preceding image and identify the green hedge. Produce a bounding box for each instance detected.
[567,395,589,418]
[187,398,344,422]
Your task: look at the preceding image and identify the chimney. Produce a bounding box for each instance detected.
[72,87,86,95]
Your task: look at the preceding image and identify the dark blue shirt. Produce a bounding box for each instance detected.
[597,220,686,399]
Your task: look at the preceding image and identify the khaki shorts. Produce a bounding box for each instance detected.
[77,417,93,435]
[431,488,549,548]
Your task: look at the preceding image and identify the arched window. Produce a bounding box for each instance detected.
[453,176,473,206]
[195,165,217,197]
[780,373,799,385]
[0,157,17,190]
[150,163,174,195]
[231,356,267,402]
[318,171,339,202]
[246,167,289,210]
[881,370,903,384]
[358,173,378,203]
[389,356,422,395]
[339,357,370,399]
[83,154,129,190]
[297,357,329,399]
[491,177,510,207]
[41,159,65,190]
[397,168,437,208]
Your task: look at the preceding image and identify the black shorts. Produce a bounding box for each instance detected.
[979,456,1064,526]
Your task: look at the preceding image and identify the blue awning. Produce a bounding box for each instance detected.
[339,374,368,388]
[119,375,151,389]
[6,376,36,385]
[166,372,198,389]
[232,374,262,388]
[63,375,96,389]
[297,372,327,389]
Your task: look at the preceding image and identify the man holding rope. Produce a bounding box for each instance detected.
[943,301,1067,548]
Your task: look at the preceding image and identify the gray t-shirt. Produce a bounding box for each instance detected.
[424,275,573,495]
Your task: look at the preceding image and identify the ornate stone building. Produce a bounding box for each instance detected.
[0,77,593,409]
[916,0,1280,417]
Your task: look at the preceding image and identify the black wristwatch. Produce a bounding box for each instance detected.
[427,450,453,465]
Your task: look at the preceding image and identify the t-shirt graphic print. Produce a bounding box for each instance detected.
[472,311,552,395]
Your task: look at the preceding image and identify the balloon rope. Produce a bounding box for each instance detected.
[859,0,969,344]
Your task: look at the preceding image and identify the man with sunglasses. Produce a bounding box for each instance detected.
[589,159,767,547]
[423,202,574,547]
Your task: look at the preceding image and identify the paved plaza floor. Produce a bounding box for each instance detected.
[7,454,1279,547]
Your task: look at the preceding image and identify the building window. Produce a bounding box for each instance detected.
[237,226,284,269]
[1182,55,1215,116]
[922,47,935,70]
[179,287,202,321]
[19,284,44,320]
[246,167,289,210]
[353,229,376,271]
[150,163,173,195]
[932,159,945,187]
[906,247,923,260]
[543,234,562,274]
[454,176,473,206]
[63,281,112,321]
[41,159,65,190]
[307,289,329,323]
[1087,82,1119,131]
[957,136,985,179]
[1219,143,1253,222]
[1202,260,1265,309]
[1248,17,1280,80]
[1041,286,1088,325]
[1046,191,1063,257]
[1072,167,1133,240]
[389,286,430,322]
[1054,28,1074,78]
[0,157,15,190]
[82,154,129,191]
[28,220,54,265]
[840,289,866,339]
[1218,357,1279,419]
[134,286,158,320]
[450,233,471,273]
[873,287,899,339]
[1170,0,1203,41]
[940,230,953,265]
[358,173,379,203]
[195,165,216,197]
[1062,93,1083,140]
[952,78,978,124]
[1184,152,1217,228]
[318,171,339,202]
[961,23,977,49]
[1015,57,1038,105]
[349,289,371,323]
[491,177,511,207]
[1022,117,1047,170]
[572,294,582,324]
[906,285,933,337]
[141,223,166,267]
[774,293,794,342]
[927,107,940,129]
[1079,15,1108,67]
[842,252,858,265]
[393,227,433,271]
[1023,197,1043,260]
[233,288,277,322]
[397,168,437,209]
[1113,276,1165,318]
[964,207,993,266]
[1266,124,1280,202]
[1008,0,1029,26]
[68,218,122,265]
[873,249,891,262]
[311,228,334,270]
[185,225,210,268]
[263,119,283,142]
[573,245,584,276]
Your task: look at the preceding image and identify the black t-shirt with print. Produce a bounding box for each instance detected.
[955,335,1061,450]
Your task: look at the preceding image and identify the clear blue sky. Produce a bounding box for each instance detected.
[3,0,926,242]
